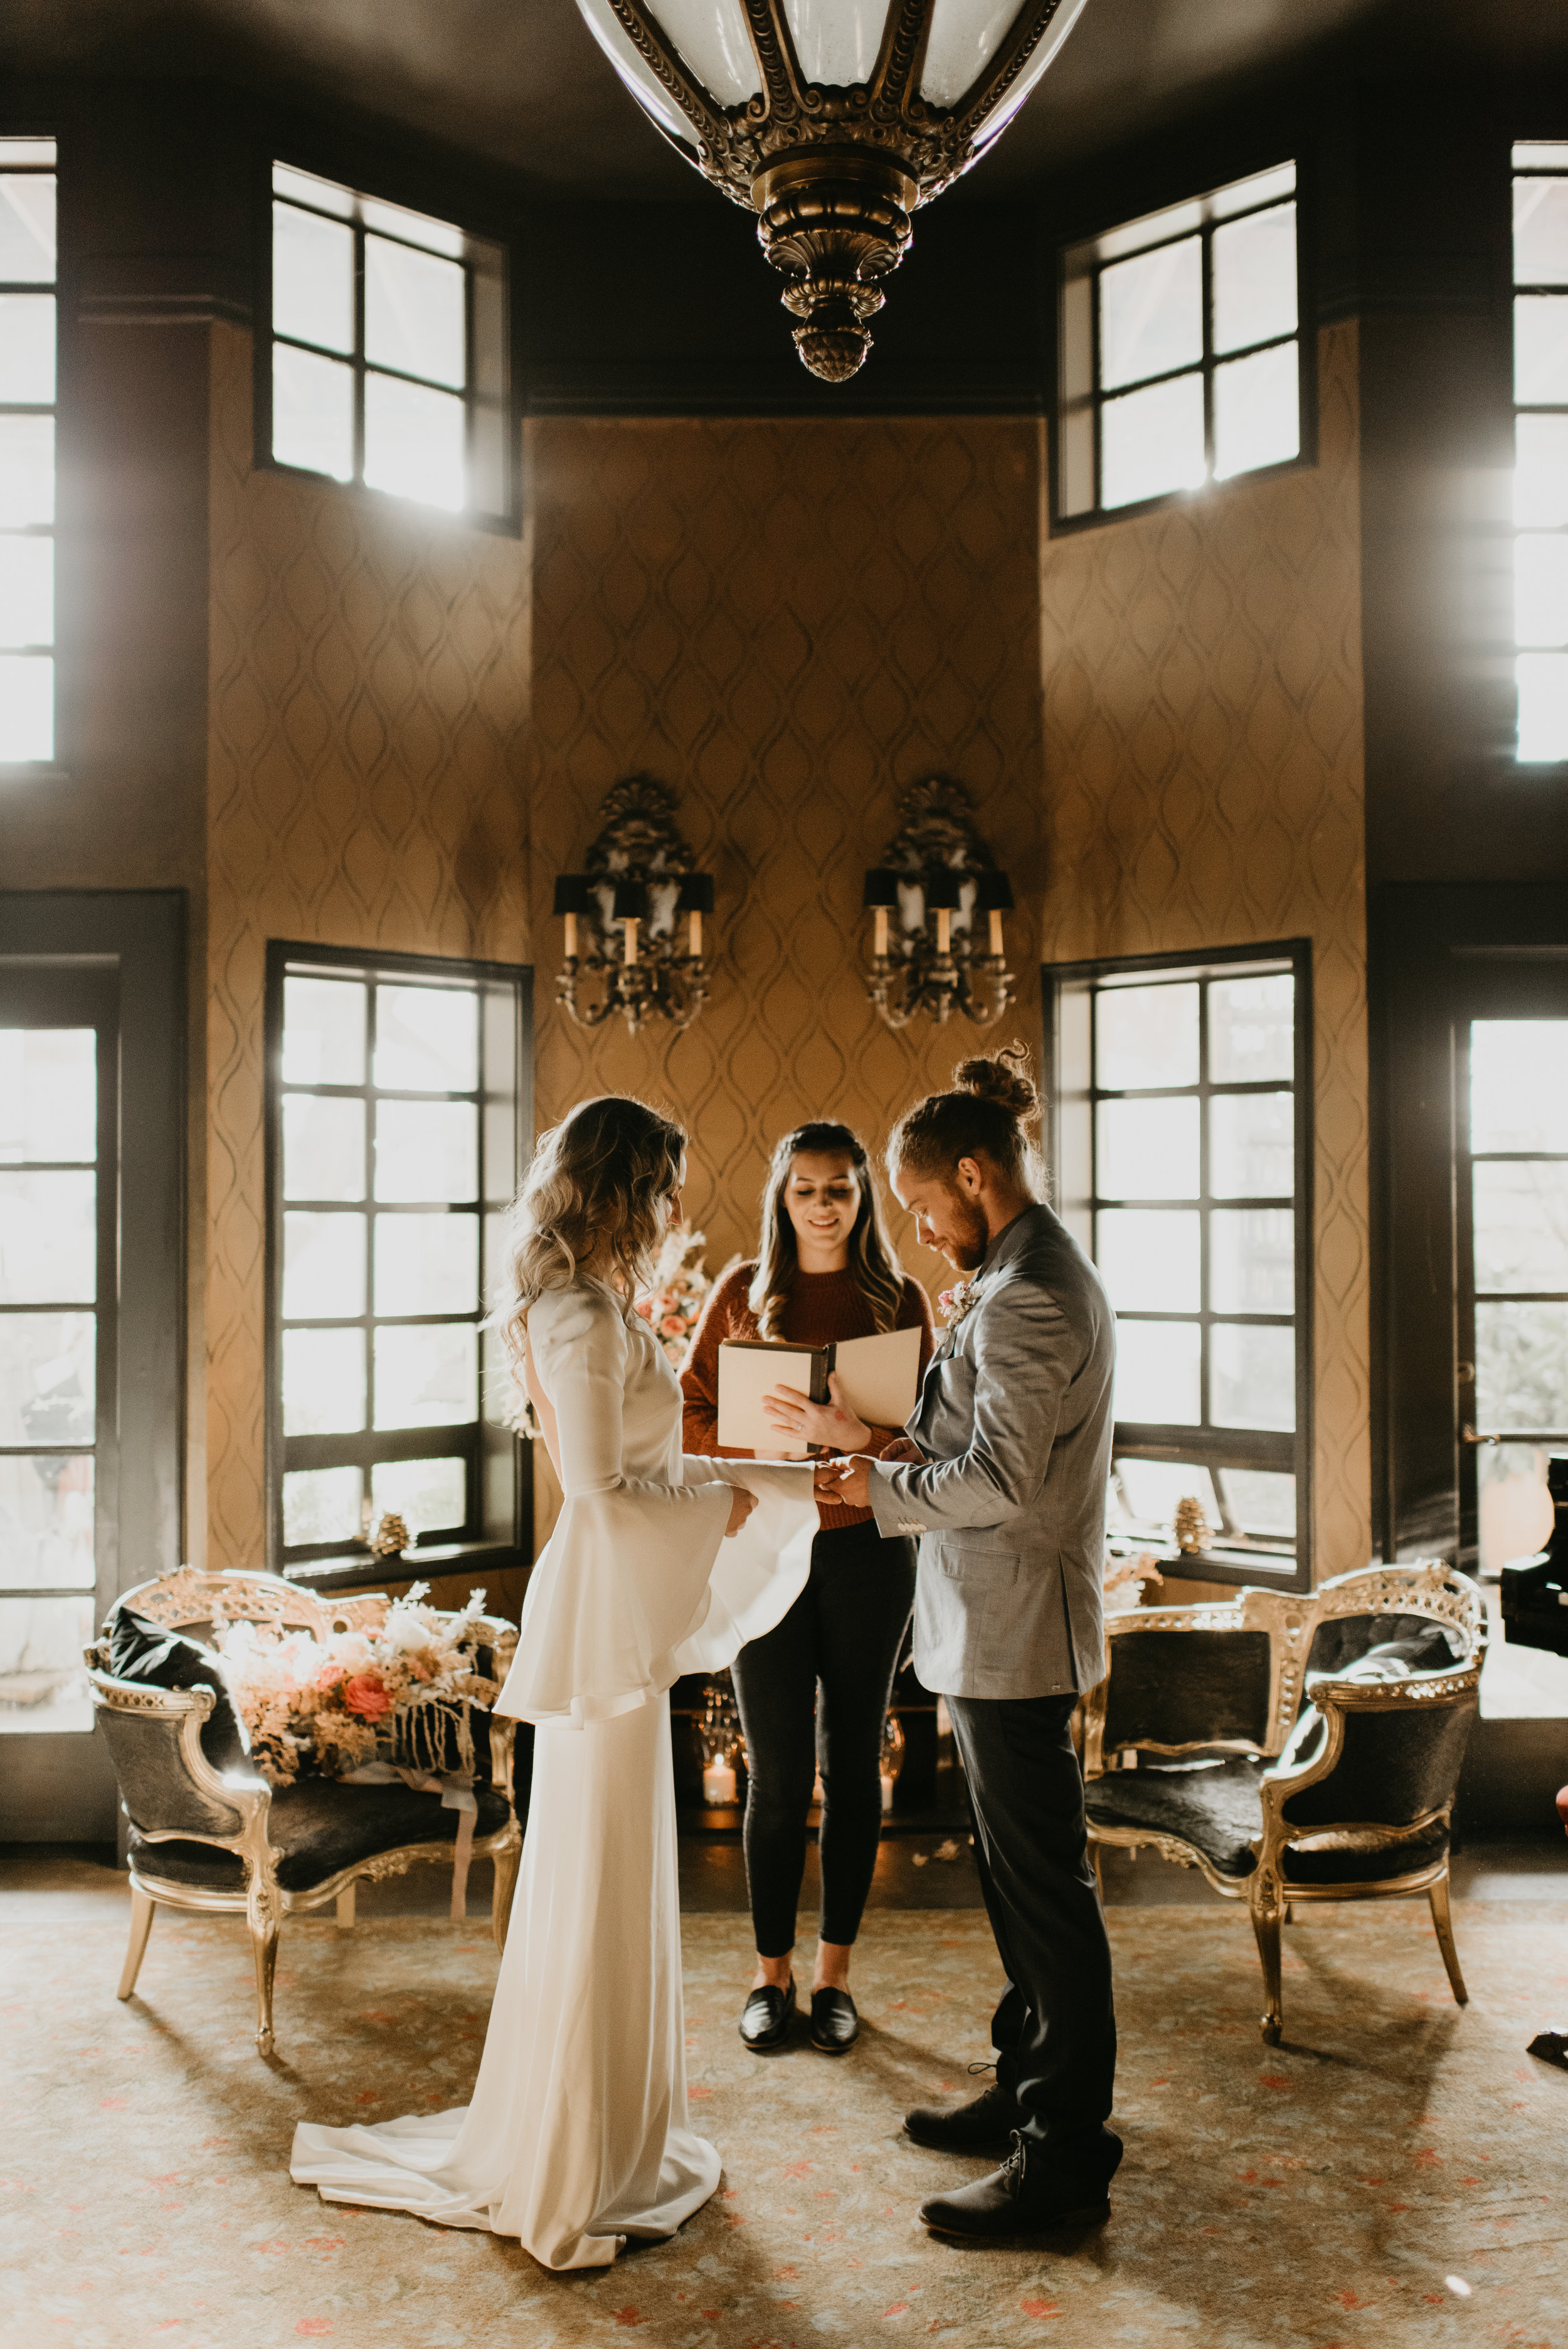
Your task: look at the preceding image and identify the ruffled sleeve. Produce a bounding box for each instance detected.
[495,1284,815,1727]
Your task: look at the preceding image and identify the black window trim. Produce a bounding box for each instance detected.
[255,152,517,537]
[1043,936,1315,1594]
[1050,154,1317,539]
[263,938,532,1579]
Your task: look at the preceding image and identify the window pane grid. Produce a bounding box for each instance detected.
[277,971,487,1560]
[1512,149,1568,761]
[1,141,56,760]
[1083,963,1301,1557]
[270,164,487,516]
[1060,168,1301,524]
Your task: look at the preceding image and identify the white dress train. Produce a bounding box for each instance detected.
[291,1279,817,2271]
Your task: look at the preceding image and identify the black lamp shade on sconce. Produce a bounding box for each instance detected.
[674,872,715,915]
[553,874,593,916]
[923,867,963,912]
[973,871,1015,913]
[862,869,899,910]
[611,880,650,923]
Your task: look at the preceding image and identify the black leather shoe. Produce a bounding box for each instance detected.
[918,2130,1123,2242]
[739,1977,796,2052]
[903,2077,1026,2158]
[809,1986,859,2054]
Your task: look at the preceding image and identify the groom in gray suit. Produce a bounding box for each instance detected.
[818,1047,1119,2240]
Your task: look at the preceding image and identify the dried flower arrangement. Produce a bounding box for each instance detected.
[213,1584,501,1788]
[637,1225,726,1369]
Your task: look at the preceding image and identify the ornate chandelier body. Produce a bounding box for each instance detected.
[575,0,1088,380]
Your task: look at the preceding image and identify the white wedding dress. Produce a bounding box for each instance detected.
[291,1278,817,2271]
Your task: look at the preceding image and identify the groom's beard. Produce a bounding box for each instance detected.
[942,1196,990,1272]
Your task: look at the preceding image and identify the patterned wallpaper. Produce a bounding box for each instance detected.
[526,414,1047,1278]
[203,322,531,1571]
[1036,322,1371,1577]
[197,324,1367,1585]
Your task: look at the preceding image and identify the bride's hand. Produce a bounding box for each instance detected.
[724,1485,759,1538]
[762,1373,871,1454]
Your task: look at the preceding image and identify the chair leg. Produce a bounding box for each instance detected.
[336,1884,356,1931]
[246,1874,282,2058]
[1091,1842,1104,1902]
[1250,1881,1285,2045]
[1428,1871,1469,2007]
[117,1884,156,2000]
[492,1840,521,1954]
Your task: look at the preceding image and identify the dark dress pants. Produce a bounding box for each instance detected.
[946,1690,1118,2161]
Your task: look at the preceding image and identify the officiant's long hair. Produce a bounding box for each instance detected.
[748,1121,906,1341]
[505,1094,686,1356]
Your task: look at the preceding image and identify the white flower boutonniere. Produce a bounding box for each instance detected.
[936,1278,980,1330]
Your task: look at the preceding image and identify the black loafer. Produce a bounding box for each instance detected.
[739,1976,796,2052]
[809,1986,859,2054]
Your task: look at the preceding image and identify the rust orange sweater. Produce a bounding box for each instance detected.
[680,1261,935,1532]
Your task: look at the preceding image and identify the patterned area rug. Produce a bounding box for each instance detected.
[6,1902,1567,2348]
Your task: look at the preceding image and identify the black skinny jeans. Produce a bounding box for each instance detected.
[731,1517,916,1957]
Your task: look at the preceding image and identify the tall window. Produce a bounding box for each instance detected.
[267,163,508,521]
[268,946,527,1577]
[1058,161,1301,524]
[1513,141,1568,764]
[0,970,113,1735]
[0,137,56,764]
[1049,944,1311,1589]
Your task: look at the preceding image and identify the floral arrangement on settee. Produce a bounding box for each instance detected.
[214,1584,501,1788]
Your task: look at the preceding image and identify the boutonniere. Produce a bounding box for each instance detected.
[937,1278,980,1330]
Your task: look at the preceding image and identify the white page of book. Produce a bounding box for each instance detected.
[717,1343,820,1457]
[831,1323,922,1431]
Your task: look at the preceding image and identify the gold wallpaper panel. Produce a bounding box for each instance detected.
[1036,322,1371,1577]
[203,321,531,1571]
[526,415,1048,1279]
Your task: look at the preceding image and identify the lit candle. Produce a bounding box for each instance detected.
[623,918,639,968]
[988,908,1004,957]
[702,1759,736,1804]
[874,906,889,958]
[564,910,578,958]
[688,908,702,958]
[880,1771,895,1813]
[936,907,951,955]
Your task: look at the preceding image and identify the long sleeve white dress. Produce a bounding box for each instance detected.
[290,1279,818,2271]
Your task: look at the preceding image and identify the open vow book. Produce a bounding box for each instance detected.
[716,1324,923,1458]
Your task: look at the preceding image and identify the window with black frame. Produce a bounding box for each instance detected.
[267,162,508,521]
[267,945,529,1577]
[1057,161,1303,526]
[1047,943,1311,1589]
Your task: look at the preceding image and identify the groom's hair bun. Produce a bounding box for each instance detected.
[887,1042,1042,1192]
[951,1045,1039,1123]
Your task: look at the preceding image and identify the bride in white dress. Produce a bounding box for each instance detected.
[292,1096,817,2270]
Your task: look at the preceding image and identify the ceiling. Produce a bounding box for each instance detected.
[6,0,1568,201]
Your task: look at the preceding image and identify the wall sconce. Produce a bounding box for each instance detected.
[554,775,713,1034]
[862,777,1015,1031]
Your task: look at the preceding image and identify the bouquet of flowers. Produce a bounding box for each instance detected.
[638,1224,719,1369]
[214,1584,501,1788]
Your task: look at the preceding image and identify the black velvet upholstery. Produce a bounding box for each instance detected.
[96,1707,245,1838]
[1281,1699,1476,1829]
[1101,1628,1273,1752]
[128,1781,512,1893]
[1084,1757,1267,1877]
[106,1606,248,1771]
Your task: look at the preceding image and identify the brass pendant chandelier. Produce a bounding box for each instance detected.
[574,0,1088,381]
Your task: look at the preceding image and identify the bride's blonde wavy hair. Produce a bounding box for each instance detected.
[502,1094,686,1367]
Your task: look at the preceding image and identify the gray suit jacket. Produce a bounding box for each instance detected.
[867,1203,1115,1700]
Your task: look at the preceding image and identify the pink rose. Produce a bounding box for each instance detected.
[661,1315,685,1336]
[635,1299,654,1320]
[342,1672,393,1721]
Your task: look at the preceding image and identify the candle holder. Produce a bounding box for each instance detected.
[554,775,714,1036]
[862,777,1015,1031]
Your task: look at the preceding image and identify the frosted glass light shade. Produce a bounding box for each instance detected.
[782,0,887,87]
[645,0,760,102]
[921,0,1034,107]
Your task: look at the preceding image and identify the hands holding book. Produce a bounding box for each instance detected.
[762,1370,870,1455]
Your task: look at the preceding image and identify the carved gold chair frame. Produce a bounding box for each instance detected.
[1081,1561,1486,2043]
[88,1567,522,2056]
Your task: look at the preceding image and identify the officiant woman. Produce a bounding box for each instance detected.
[682,1123,933,2056]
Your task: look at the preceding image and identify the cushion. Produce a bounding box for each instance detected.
[128,1781,512,1894]
[1086,1756,1268,1878]
[107,1606,248,1774]
[1305,1613,1463,1681]
[1282,1823,1449,1887]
